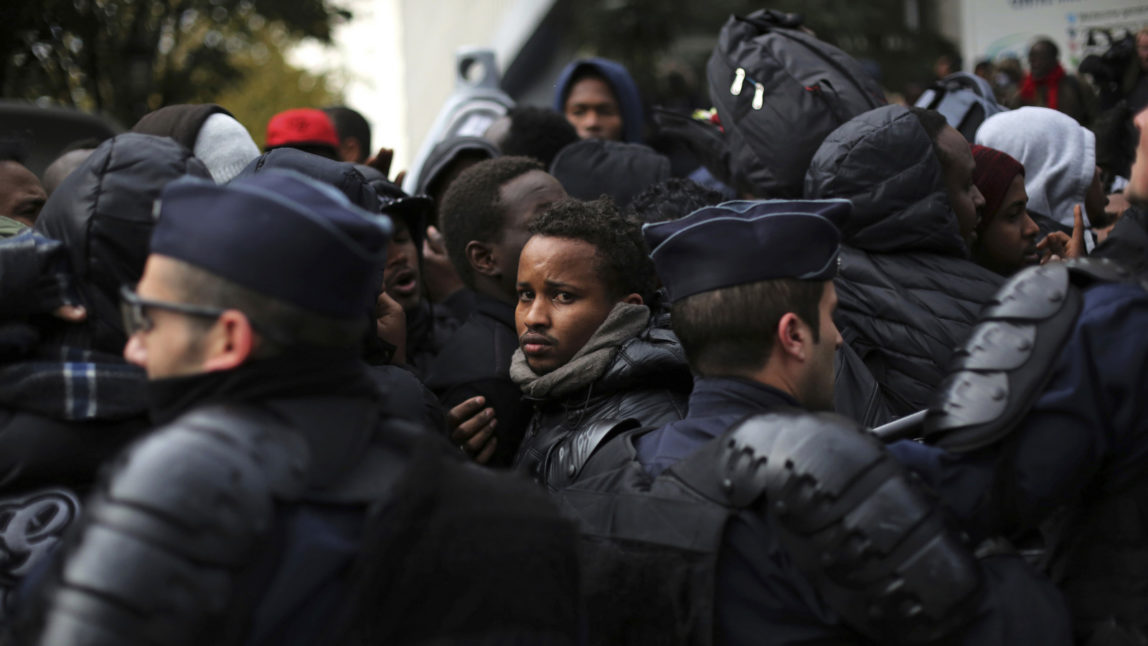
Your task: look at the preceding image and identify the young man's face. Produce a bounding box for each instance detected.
[563,76,624,141]
[974,174,1040,275]
[1128,107,1148,204]
[937,126,986,245]
[796,281,842,413]
[0,161,47,226]
[383,218,421,312]
[122,255,213,380]
[515,235,625,375]
[491,171,566,300]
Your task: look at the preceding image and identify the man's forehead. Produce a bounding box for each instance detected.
[522,235,600,278]
[568,76,618,103]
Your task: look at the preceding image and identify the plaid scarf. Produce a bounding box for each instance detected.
[0,344,147,421]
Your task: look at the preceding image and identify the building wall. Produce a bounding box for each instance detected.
[398,0,554,170]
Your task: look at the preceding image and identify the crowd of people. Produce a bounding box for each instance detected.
[1,15,1147,646]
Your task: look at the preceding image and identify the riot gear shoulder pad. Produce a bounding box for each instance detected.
[674,411,983,644]
[925,259,1143,452]
[28,405,310,646]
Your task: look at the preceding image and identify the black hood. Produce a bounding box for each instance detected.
[33,133,210,353]
[131,103,230,151]
[236,147,381,213]
[805,105,968,258]
[355,164,433,252]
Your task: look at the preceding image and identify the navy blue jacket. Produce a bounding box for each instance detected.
[637,377,1071,645]
[890,280,1148,538]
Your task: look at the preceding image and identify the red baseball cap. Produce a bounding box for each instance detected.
[265,108,340,149]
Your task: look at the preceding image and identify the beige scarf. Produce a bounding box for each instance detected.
[509,302,650,400]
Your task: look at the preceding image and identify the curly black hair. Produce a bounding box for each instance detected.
[499,106,578,168]
[438,155,544,287]
[528,197,657,303]
[628,178,725,225]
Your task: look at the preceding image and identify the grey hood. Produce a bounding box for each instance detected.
[974,106,1096,229]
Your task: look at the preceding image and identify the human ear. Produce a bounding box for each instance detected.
[466,241,498,277]
[776,312,808,361]
[621,293,643,305]
[202,310,256,371]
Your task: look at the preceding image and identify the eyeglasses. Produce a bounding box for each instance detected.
[119,285,227,335]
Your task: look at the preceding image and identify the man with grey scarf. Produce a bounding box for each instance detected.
[510,198,691,486]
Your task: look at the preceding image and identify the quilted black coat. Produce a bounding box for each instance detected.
[805,105,1004,423]
[513,317,692,485]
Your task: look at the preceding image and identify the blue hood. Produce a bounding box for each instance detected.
[553,57,645,143]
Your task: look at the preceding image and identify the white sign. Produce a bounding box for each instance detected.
[961,0,1148,69]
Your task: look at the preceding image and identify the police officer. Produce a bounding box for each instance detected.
[551,200,1071,645]
[9,171,581,646]
[891,105,1148,643]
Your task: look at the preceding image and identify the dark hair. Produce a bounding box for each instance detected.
[528,197,657,303]
[672,279,824,376]
[171,258,366,357]
[627,178,725,224]
[323,106,372,159]
[500,107,578,168]
[438,156,543,288]
[1030,38,1059,59]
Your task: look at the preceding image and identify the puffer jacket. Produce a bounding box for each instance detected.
[805,105,1004,423]
[34,134,212,354]
[1,133,209,487]
[0,135,208,617]
[514,318,692,486]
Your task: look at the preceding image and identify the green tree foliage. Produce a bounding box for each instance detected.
[0,0,350,127]
[214,26,342,148]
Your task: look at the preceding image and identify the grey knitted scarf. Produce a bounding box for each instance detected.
[509,302,649,400]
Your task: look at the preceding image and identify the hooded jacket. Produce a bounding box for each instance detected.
[805,105,1004,422]
[553,58,645,143]
[35,133,212,355]
[975,107,1097,234]
[0,134,210,488]
[512,307,691,484]
[0,135,208,613]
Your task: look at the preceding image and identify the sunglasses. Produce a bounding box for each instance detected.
[119,285,227,335]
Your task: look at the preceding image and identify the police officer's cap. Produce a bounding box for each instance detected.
[643,199,848,302]
[151,170,392,319]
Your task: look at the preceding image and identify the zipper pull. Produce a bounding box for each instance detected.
[730,68,746,96]
[752,82,765,110]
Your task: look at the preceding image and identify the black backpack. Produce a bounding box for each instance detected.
[708,10,886,198]
[915,72,1005,142]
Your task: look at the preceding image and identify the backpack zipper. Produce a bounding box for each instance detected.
[730,67,766,111]
[730,67,746,95]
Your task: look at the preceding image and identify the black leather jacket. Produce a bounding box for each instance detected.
[514,320,692,486]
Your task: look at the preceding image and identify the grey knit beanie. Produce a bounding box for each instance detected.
[193,113,260,184]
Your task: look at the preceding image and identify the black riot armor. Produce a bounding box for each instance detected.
[551,411,984,645]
